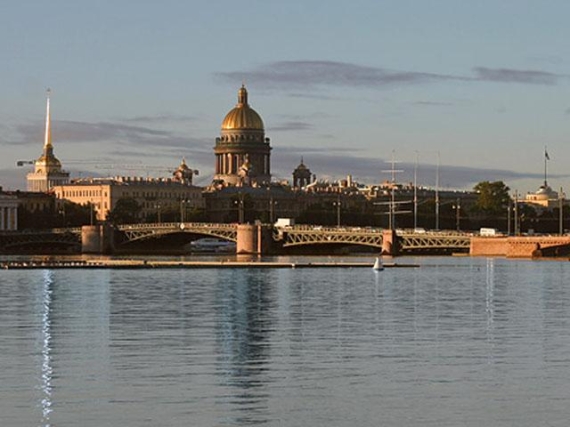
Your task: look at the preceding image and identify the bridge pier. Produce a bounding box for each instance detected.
[382,229,398,256]
[82,224,114,254]
[236,224,274,255]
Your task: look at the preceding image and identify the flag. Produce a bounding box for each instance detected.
[545,149,550,160]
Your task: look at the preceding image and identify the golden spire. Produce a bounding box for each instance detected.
[44,88,52,148]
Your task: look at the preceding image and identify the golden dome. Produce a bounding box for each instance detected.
[221,85,264,131]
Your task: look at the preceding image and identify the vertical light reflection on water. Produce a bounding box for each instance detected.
[40,270,54,426]
[217,271,272,425]
[485,258,495,364]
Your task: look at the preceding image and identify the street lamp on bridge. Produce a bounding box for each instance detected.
[234,193,245,224]
[452,198,461,231]
[268,196,278,224]
[154,203,162,224]
[180,199,190,223]
[333,195,341,227]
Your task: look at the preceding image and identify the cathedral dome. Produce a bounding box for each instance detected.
[221,85,264,131]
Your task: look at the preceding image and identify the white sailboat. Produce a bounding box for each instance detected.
[373,257,384,271]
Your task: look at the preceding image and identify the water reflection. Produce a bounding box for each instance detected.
[40,270,54,426]
[217,270,273,425]
[485,258,495,360]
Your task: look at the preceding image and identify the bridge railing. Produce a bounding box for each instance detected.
[117,222,238,231]
[0,227,82,235]
[278,225,385,234]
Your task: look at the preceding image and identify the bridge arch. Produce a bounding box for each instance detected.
[117,223,238,244]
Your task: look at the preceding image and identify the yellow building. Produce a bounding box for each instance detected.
[524,183,562,209]
[53,175,204,222]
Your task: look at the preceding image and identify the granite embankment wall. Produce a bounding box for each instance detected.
[471,236,570,258]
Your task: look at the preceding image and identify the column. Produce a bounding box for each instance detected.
[0,207,5,230]
[6,207,11,230]
[11,207,17,230]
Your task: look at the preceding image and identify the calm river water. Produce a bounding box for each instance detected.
[2,255,570,426]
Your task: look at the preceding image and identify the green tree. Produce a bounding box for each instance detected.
[61,201,92,226]
[472,181,511,214]
[106,198,140,224]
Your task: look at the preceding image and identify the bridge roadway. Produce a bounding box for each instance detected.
[0,223,473,254]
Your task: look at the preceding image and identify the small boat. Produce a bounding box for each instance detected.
[189,238,236,253]
[373,257,384,271]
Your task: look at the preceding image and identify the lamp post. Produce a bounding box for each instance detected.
[268,196,277,224]
[414,150,418,230]
[507,199,512,236]
[180,199,189,223]
[452,198,461,231]
[58,204,66,227]
[559,187,565,236]
[333,195,341,227]
[435,151,440,231]
[235,193,245,224]
[514,191,519,236]
[155,204,162,224]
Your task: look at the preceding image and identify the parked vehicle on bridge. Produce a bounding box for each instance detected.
[275,218,295,227]
[480,228,499,236]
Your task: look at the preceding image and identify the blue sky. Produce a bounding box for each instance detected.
[1,0,569,193]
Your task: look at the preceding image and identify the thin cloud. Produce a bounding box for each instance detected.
[123,114,197,124]
[287,93,342,101]
[413,101,454,107]
[472,67,559,85]
[216,60,460,90]
[216,61,563,91]
[13,120,170,145]
[9,119,210,153]
[276,145,363,154]
[269,121,314,132]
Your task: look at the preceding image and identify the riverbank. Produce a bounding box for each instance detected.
[1,259,418,269]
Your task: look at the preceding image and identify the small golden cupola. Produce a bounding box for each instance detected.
[221,85,264,131]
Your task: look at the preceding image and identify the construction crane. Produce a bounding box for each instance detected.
[16,159,122,167]
[16,160,34,166]
[94,164,199,176]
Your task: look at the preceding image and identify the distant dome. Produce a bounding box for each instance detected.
[535,185,557,199]
[221,85,264,131]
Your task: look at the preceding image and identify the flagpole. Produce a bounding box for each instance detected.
[544,145,549,188]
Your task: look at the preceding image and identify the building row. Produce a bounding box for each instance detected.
[1,87,566,231]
